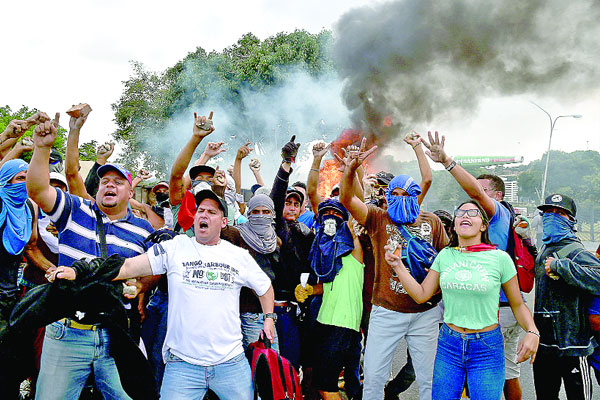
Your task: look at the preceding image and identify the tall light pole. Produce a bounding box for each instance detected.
[530,101,582,202]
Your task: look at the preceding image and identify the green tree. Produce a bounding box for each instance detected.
[79,140,98,161]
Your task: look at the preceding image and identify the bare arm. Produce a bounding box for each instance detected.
[169,112,215,206]
[258,285,276,342]
[503,275,539,363]
[384,244,440,303]
[27,116,60,213]
[422,131,496,217]
[405,133,432,205]
[114,253,154,280]
[234,142,253,205]
[23,204,55,273]
[249,159,265,186]
[0,139,33,168]
[307,142,330,213]
[65,114,93,199]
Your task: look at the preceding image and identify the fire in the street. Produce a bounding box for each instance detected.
[317,159,342,199]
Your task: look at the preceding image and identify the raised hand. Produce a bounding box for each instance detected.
[193,111,215,138]
[421,131,449,164]
[138,169,153,180]
[33,113,60,149]
[281,135,300,163]
[236,142,253,160]
[203,141,226,158]
[69,110,89,132]
[403,131,423,148]
[312,141,331,159]
[25,112,51,127]
[97,141,115,164]
[2,120,29,139]
[15,137,34,153]
[249,158,261,172]
[212,166,227,187]
[335,138,377,172]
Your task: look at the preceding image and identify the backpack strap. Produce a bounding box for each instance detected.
[288,362,297,399]
[276,353,290,398]
[554,242,585,259]
[93,207,108,258]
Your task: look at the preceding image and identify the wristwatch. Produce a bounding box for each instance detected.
[264,313,278,322]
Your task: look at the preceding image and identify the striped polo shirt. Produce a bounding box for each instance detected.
[48,188,154,266]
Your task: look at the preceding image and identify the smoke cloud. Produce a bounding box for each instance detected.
[332,0,600,146]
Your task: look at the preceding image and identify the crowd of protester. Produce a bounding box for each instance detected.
[0,109,598,400]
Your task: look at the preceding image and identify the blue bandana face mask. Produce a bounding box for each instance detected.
[542,212,576,244]
[386,194,420,225]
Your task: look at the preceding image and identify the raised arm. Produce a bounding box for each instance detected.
[84,142,114,198]
[169,112,214,206]
[249,158,265,186]
[384,242,440,303]
[422,131,496,218]
[65,112,93,200]
[307,142,330,213]
[338,139,377,226]
[271,135,300,225]
[405,132,432,205]
[27,114,60,213]
[0,138,33,168]
[234,142,253,215]
[23,203,56,273]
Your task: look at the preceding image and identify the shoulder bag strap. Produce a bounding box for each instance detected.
[93,206,108,258]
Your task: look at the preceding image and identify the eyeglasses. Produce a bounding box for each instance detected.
[454,209,481,217]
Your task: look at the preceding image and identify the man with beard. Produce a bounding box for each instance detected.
[534,194,600,400]
[27,114,154,399]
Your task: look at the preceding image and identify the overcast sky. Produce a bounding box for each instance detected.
[2,0,598,166]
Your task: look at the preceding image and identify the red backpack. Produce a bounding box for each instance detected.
[246,333,302,400]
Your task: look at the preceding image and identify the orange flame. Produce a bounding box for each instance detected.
[317,159,342,199]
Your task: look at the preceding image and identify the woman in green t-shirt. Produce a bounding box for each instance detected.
[384,200,539,400]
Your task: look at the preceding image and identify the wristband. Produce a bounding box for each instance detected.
[445,160,457,172]
[411,142,421,149]
[310,168,320,172]
[526,330,540,338]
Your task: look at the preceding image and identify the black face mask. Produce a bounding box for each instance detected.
[155,192,169,203]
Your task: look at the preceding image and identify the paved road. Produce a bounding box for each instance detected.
[387,288,600,399]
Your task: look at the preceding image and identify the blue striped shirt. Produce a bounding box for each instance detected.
[48,188,154,267]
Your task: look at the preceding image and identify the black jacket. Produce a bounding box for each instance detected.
[270,165,315,301]
[10,255,158,399]
[535,238,600,357]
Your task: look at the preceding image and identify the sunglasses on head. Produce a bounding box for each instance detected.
[455,209,481,217]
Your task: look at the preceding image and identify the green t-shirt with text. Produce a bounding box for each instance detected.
[431,248,516,330]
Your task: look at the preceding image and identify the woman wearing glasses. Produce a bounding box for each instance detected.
[384,200,539,400]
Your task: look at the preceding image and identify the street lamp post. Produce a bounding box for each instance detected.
[530,101,582,202]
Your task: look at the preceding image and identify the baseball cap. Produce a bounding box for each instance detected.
[189,165,216,180]
[49,172,68,188]
[376,171,394,186]
[537,193,577,218]
[49,149,63,165]
[286,187,304,205]
[152,181,169,192]
[97,164,133,186]
[194,189,228,218]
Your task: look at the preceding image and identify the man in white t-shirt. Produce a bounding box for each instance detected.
[50,189,276,400]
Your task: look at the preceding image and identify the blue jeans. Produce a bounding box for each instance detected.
[160,351,253,400]
[363,305,440,400]
[241,312,279,352]
[275,305,301,369]
[140,289,168,391]
[36,321,131,400]
[433,324,505,400]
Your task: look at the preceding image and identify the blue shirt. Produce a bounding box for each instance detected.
[48,188,154,267]
[298,210,316,230]
[488,199,513,303]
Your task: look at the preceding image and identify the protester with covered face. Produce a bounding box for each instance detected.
[220,193,281,351]
[338,138,448,400]
[0,158,50,398]
[295,199,364,400]
[533,194,600,400]
[48,188,275,400]
[385,200,538,400]
[269,135,315,369]
[26,113,155,399]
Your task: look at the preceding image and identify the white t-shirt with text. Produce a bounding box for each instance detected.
[148,235,271,365]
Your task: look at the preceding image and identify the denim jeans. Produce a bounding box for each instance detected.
[241,312,279,352]
[160,351,253,400]
[36,321,131,400]
[275,305,301,369]
[363,305,440,400]
[433,324,505,400]
[140,288,168,391]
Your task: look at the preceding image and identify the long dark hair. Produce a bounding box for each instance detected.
[447,200,493,247]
